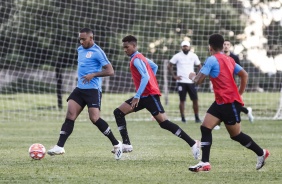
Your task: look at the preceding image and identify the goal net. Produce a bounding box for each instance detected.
[1,0,282,123]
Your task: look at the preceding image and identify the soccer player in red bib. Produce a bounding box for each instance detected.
[112,35,200,160]
[188,33,269,172]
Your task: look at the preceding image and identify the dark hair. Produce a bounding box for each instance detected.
[80,28,94,34]
[122,35,137,43]
[209,33,224,51]
[224,39,232,45]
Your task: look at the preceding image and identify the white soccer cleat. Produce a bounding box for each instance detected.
[247,107,254,123]
[113,141,123,160]
[111,144,133,153]
[122,144,133,153]
[188,161,211,172]
[191,140,201,160]
[256,149,270,170]
[213,125,221,130]
[47,145,65,156]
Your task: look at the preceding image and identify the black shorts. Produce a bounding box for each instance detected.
[125,95,165,116]
[177,83,198,101]
[207,101,242,125]
[67,87,102,109]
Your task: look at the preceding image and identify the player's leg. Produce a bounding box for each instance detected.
[48,88,84,156]
[87,89,122,160]
[241,106,254,123]
[187,83,201,123]
[178,83,187,123]
[147,95,200,160]
[226,123,269,169]
[113,98,136,152]
[189,101,221,172]
[224,102,268,170]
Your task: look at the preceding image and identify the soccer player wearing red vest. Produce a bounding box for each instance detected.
[188,33,269,172]
[112,35,200,160]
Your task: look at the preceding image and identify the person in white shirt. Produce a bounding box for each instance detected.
[168,41,202,123]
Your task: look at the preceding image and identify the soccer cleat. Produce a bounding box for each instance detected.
[111,144,133,153]
[113,141,123,160]
[191,140,201,160]
[122,144,133,153]
[181,116,186,123]
[47,145,65,156]
[189,161,211,172]
[213,125,221,130]
[247,107,254,123]
[195,119,201,123]
[256,149,270,170]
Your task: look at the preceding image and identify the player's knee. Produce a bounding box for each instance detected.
[200,125,212,135]
[89,115,100,124]
[113,108,125,118]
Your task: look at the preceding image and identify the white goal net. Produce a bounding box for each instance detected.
[1,0,282,123]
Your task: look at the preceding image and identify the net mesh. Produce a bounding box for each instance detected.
[1,0,282,122]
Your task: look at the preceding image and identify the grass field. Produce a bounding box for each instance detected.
[0,92,280,123]
[0,118,281,184]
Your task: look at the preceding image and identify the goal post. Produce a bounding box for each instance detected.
[273,86,282,120]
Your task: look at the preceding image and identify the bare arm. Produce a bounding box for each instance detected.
[81,63,114,83]
[189,72,207,85]
[167,62,181,80]
[196,64,202,73]
[237,69,248,95]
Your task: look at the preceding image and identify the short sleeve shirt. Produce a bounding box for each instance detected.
[170,51,201,83]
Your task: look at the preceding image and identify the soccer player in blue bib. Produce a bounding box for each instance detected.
[47,28,123,160]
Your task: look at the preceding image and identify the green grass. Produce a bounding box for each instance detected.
[0,92,280,123]
[0,119,281,184]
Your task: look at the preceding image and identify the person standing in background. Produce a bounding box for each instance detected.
[223,40,254,123]
[168,41,202,123]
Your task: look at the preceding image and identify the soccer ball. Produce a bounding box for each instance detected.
[28,143,46,160]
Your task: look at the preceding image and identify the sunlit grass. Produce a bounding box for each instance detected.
[0,119,281,184]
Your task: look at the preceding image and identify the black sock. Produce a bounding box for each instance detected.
[200,126,212,162]
[195,114,200,120]
[57,119,74,147]
[159,120,195,147]
[114,108,131,145]
[94,118,118,146]
[241,106,248,114]
[231,132,264,156]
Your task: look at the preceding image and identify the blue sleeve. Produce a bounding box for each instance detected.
[234,63,243,75]
[199,56,219,78]
[133,58,150,98]
[146,58,158,75]
[97,49,110,66]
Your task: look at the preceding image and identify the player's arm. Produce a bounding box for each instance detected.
[234,64,248,95]
[130,58,149,108]
[147,58,158,75]
[134,58,149,99]
[189,72,207,85]
[189,56,215,85]
[81,63,114,83]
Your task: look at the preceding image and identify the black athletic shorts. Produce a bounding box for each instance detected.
[67,87,102,109]
[177,83,198,101]
[207,101,242,125]
[125,95,165,116]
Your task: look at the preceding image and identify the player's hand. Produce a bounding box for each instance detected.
[173,76,182,80]
[189,72,196,80]
[81,73,95,83]
[130,98,139,108]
